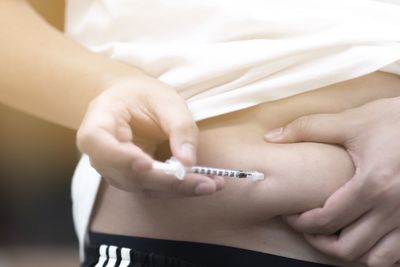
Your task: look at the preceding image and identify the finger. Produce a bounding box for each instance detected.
[360,228,400,267]
[134,168,220,197]
[80,126,153,171]
[151,92,199,166]
[330,209,395,261]
[89,136,220,196]
[90,146,220,196]
[304,233,377,262]
[264,112,350,144]
[286,175,372,234]
[304,211,396,263]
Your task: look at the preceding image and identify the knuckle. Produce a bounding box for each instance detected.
[293,116,311,132]
[291,115,316,139]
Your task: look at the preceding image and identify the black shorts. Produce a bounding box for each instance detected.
[83,232,340,267]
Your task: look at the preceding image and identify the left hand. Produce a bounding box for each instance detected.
[264,97,400,267]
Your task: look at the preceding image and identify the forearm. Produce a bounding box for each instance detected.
[0,0,143,129]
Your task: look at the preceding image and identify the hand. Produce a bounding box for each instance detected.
[77,75,225,197]
[264,97,400,267]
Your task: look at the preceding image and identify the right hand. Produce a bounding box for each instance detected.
[265,97,400,267]
[77,74,225,197]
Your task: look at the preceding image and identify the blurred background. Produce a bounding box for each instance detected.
[0,0,80,266]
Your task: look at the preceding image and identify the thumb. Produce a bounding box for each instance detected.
[153,92,199,166]
[264,113,349,144]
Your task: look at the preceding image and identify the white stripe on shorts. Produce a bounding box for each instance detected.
[105,246,118,267]
[94,245,108,267]
[118,248,132,267]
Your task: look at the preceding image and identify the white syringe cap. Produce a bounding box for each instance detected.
[152,157,186,180]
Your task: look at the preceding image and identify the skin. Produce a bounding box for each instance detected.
[90,72,400,267]
[265,97,400,267]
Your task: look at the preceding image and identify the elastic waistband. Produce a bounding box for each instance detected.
[83,231,340,267]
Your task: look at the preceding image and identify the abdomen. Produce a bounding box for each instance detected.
[90,71,400,265]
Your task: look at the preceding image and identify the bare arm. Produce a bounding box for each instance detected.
[0,0,141,129]
[0,0,223,196]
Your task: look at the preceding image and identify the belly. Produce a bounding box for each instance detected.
[90,72,400,266]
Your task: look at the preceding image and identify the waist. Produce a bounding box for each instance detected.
[90,72,399,266]
[84,231,339,267]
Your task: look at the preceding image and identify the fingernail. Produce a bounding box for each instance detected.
[181,143,195,163]
[194,182,215,195]
[264,127,283,141]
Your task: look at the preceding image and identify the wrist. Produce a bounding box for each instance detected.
[89,57,146,95]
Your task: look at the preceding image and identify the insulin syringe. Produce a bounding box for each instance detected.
[152,157,265,181]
